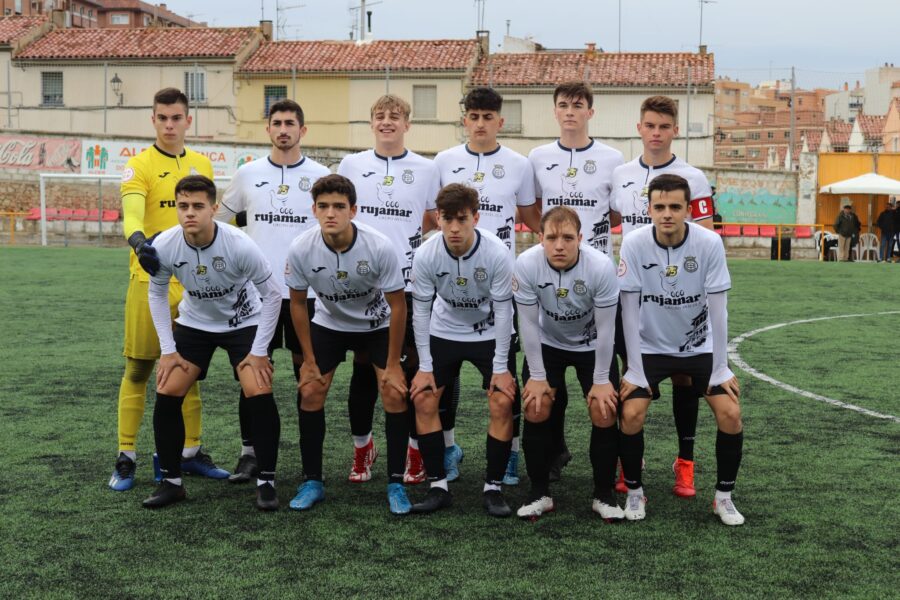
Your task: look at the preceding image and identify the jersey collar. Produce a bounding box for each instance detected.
[442,229,481,261]
[153,144,187,159]
[638,154,677,170]
[267,156,306,169]
[183,222,219,250]
[546,249,581,273]
[322,222,359,254]
[652,222,689,250]
[464,143,502,157]
[556,139,594,152]
[373,149,409,161]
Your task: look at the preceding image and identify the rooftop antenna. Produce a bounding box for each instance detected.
[475,0,486,31]
[276,1,306,40]
[350,0,383,41]
[505,19,510,36]
[699,0,717,50]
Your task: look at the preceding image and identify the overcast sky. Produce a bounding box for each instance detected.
[164,0,899,90]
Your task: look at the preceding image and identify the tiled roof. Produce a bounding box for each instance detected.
[470,51,714,87]
[826,119,852,146]
[15,26,258,60]
[0,16,45,46]
[241,39,480,73]
[857,114,887,141]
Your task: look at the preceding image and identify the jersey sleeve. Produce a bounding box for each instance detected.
[528,152,544,199]
[515,158,537,207]
[284,237,309,291]
[411,246,435,302]
[238,232,273,287]
[121,156,150,238]
[219,166,247,216]
[377,236,405,293]
[336,156,350,177]
[689,173,714,220]
[424,162,440,211]
[512,252,538,306]
[617,236,642,293]
[490,247,514,302]
[592,254,620,308]
[148,234,174,286]
[704,235,731,293]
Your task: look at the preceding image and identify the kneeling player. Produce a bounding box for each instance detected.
[617,174,744,526]
[142,175,282,511]
[514,207,622,520]
[285,174,412,515]
[408,183,517,517]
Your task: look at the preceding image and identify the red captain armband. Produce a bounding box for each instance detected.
[690,196,714,220]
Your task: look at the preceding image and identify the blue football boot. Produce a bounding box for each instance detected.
[444,444,464,482]
[108,453,135,491]
[387,483,412,515]
[181,448,230,479]
[289,480,325,511]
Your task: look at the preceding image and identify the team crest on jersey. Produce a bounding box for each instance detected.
[573,279,587,295]
[641,186,649,198]
[121,167,134,183]
[196,265,207,276]
[556,288,569,298]
[336,270,349,280]
[473,171,486,183]
[277,184,290,195]
[684,256,699,273]
[401,169,415,184]
[492,164,505,179]
[212,256,226,272]
[474,267,487,282]
[356,261,371,275]
[511,276,519,292]
[382,175,394,186]
[583,160,597,174]
[617,259,627,277]
[565,167,578,178]
[665,265,678,277]
[455,276,468,287]
[299,177,312,192]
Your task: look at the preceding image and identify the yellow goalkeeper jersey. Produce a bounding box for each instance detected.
[121,144,213,280]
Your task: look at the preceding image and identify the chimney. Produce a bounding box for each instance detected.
[50,8,66,28]
[476,29,489,57]
[844,82,849,91]
[260,20,273,41]
[585,42,596,55]
[365,10,373,40]
[855,80,860,89]
[699,44,707,55]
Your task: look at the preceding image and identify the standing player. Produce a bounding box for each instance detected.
[408,184,516,517]
[617,174,744,526]
[433,87,536,485]
[285,174,411,515]
[610,95,716,498]
[514,207,622,520]
[338,95,440,484]
[109,87,228,492]
[527,81,624,481]
[141,175,282,511]
[216,99,330,483]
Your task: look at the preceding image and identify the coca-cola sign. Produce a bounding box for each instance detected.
[0,135,81,171]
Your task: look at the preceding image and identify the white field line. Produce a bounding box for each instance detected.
[728,312,900,424]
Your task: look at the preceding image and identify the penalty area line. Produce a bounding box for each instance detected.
[728,311,900,424]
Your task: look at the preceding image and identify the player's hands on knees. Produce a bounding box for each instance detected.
[409,370,437,402]
[522,378,554,415]
[489,370,517,401]
[238,353,273,391]
[381,362,408,396]
[587,382,618,420]
[298,361,325,391]
[620,371,651,400]
[710,376,740,403]
[157,352,190,388]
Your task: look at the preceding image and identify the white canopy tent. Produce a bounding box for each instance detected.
[819,173,900,233]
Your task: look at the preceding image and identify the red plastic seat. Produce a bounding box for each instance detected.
[87,209,100,220]
[759,225,777,237]
[742,226,759,237]
[722,225,741,237]
[102,209,120,222]
[514,223,532,233]
[25,207,42,220]
[57,208,74,220]
[72,209,89,220]
[795,226,812,238]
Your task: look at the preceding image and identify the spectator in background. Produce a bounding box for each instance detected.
[892,197,900,262]
[875,198,896,263]
[833,199,861,262]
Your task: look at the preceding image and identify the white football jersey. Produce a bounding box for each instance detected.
[529,140,624,255]
[338,149,439,291]
[284,221,404,332]
[434,144,535,255]
[218,155,330,299]
[151,223,272,333]
[617,222,731,356]
[610,155,713,237]
[411,228,513,342]
[514,243,618,351]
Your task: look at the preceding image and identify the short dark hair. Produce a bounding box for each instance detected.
[648,174,691,204]
[463,87,503,113]
[268,99,304,126]
[311,174,357,207]
[553,81,593,108]
[640,95,678,121]
[540,206,581,234]
[436,183,479,217]
[175,174,216,203]
[153,87,189,114]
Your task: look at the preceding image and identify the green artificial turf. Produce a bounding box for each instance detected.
[0,247,897,599]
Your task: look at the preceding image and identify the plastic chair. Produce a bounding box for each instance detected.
[742,226,759,237]
[25,207,42,220]
[759,225,777,237]
[795,226,812,238]
[102,210,120,222]
[72,209,89,220]
[722,225,741,237]
[857,233,879,262]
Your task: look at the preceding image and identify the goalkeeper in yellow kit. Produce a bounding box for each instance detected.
[109,87,229,491]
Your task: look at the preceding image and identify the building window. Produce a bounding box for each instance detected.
[41,72,63,106]
[110,13,129,25]
[749,149,760,158]
[748,132,760,140]
[144,14,152,26]
[502,100,522,134]
[184,71,207,103]
[412,85,437,120]
[767,131,774,139]
[784,131,790,138]
[263,85,287,117]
